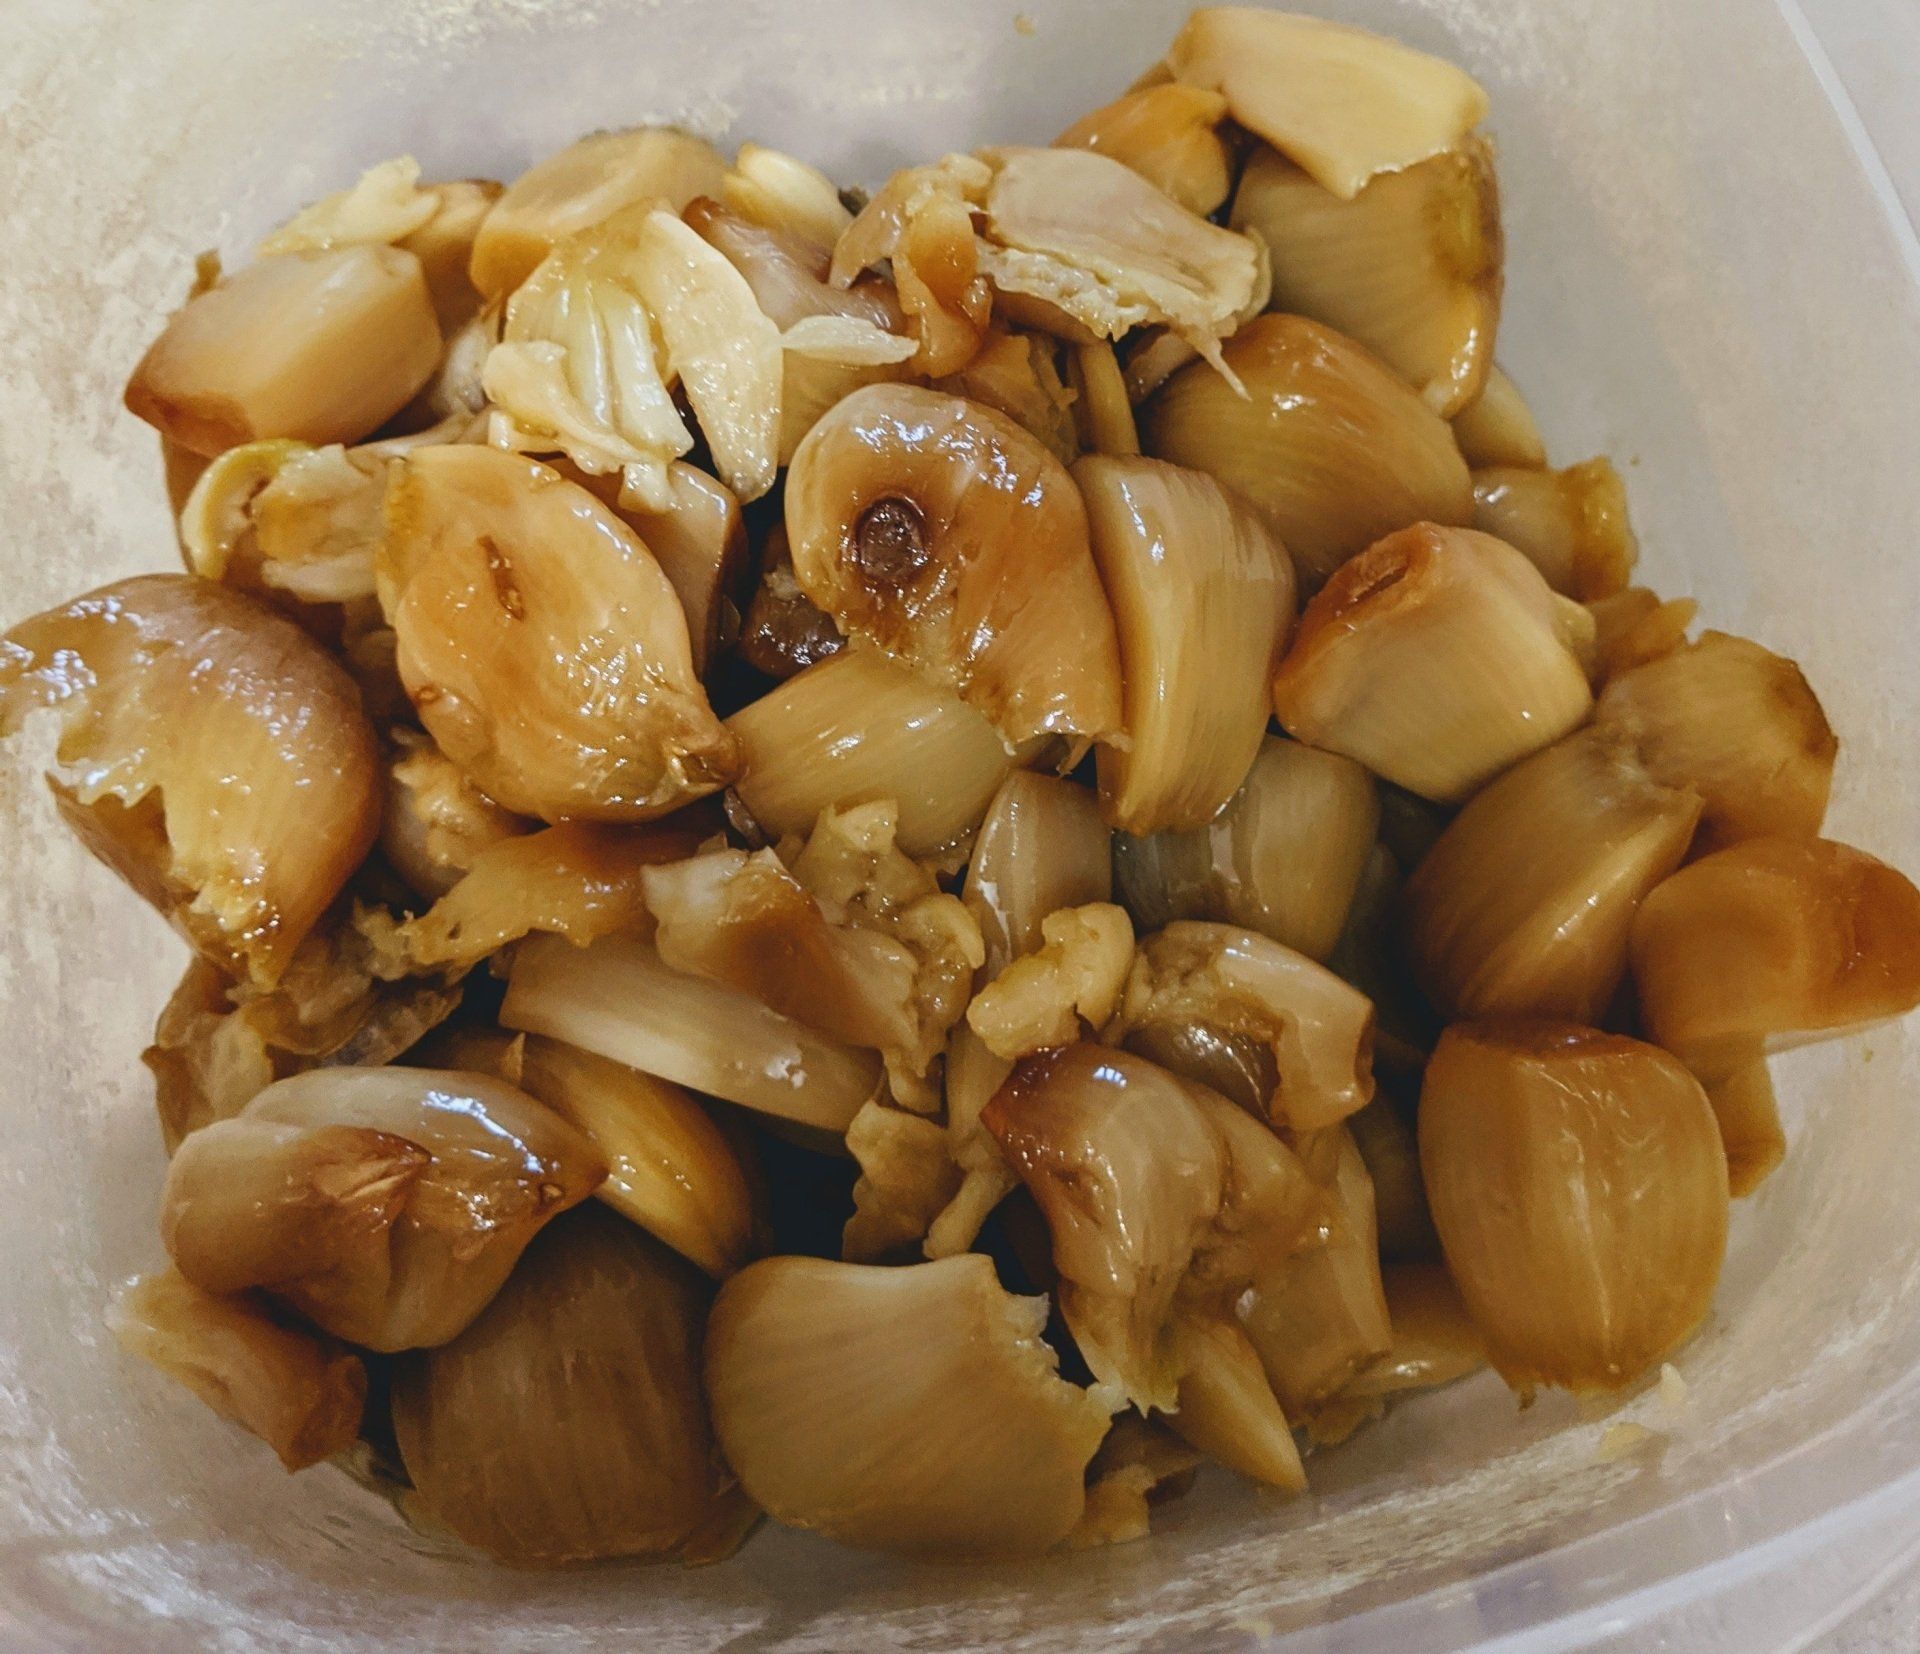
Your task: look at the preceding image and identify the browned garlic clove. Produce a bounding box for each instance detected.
[1450,363,1547,468]
[934,327,1080,466]
[1471,457,1638,600]
[611,462,750,675]
[1054,84,1234,217]
[1166,1314,1307,1493]
[736,524,845,680]
[1584,585,1699,685]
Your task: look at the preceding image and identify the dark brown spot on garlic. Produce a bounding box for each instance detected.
[851,497,929,588]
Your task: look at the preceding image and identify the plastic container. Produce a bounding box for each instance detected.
[2,1,1918,1647]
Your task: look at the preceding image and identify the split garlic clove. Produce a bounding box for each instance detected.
[1075,455,1298,834]
[1419,1023,1729,1393]
[1584,585,1699,685]
[842,1101,963,1262]
[1232,138,1502,417]
[613,462,750,675]
[1112,921,1376,1133]
[1629,836,1920,1079]
[502,933,883,1134]
[468,126,727,301]
[1113,737,1380,962]
[109,1269,366,1473]
[144,959,280,1153]
[126,245,442,457]
[428,1028,759,1278]
[785,383,1125,745]
[1166,7,1489,200]
[376,445,740,822]
[379,728,533,901]
[1450,363,1547,468]
[965,903,1136,1061]
[1695,1047,1787,1198]
[1404,725,1702,1022]
[0,574,381,987]
[1595,630,1837,850]
[1054,84,1234,217]
[705,1253,1111,1556]
[1471,457,1638,600]
[392,1205,728,1564]
[726,647,1023,858]
[1272,523,1594,803]
[736,524,845,680]
[1142,315,1473,591]
[1167,1314,1307,1494]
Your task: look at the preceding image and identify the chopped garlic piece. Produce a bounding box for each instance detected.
[1594,1421,1663,1462]
[843,1102,963,1262]
[966,903,1135,1060]
[259,157,440,255]
[1659,1362,1689,1413]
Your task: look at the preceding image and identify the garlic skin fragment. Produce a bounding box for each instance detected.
[1113,737,1380,962]
[1054,84,1234,217]
[1451,364,1547,468]
[1070,1418,1203,1548]
[785,383,1124,745]
[1111,921,1376,1133]
[163,1065,606,1352]
[706,1254,1110,1556]
[726,647,1022,858]
[1419,1023,1729,1393]
[965,903,1136,1060]
[1629,836,1920,1079]
[1596,631,1837,851]
[126,245,443,457]
[502,933,882,1134]
[1233,140,1501,418]
[469,126,727,301]
[1076,456,1296,833]
[1404,725,1702,1023]
[842,1101,963,1263]
[110,1270,366,1473]
[1144,315,1473,591]
[1471,458,1638,600]
[0,575,381,988]
[1167,7,1489,200]
[377,445,740,822]
[392,1205,727,1565]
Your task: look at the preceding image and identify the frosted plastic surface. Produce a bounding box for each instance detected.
[1,1,1918,1648]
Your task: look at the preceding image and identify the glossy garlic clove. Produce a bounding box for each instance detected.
[1054,84,1234,217]
[1303,1260,1486,1444]
[1695,1047,1787,1198]
[613,462,750,675]
[1471,457,1637,600]
[736,524,845,680]
[1450,363,1546,468]
[1167,1315,1307,1493]
[1584,585,1698,685]
[965,903,1136,1060]
[720,143,854,249]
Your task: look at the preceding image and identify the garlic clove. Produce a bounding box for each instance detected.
[1451,363,1547,468]
[1067,341,1142,458]
[721,143,854,250]
[1304,1260,1486,1444]
[1471,457,1638,600]
[1694,1047,1787,1198]
[610,461,749,677]
[1069,1417,1203,1549]
[705,1253,1110,1556]
[1584,585,1699,686]
[1054,84,1234,217]
[934,327,1080,467]
[1167,1314,1307,1493]
[1347,1092,1439,1262]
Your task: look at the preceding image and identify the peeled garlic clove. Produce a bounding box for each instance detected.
[966,902,1135,1061]
[1272,523,1593,802]
[1054,84,1233,217]
[503,933,882,1134]
[144,959,279,1152]
[393,1205,726,1564]
[1630,836,1920,1078]
[1596,631,1836,850]
[1167,1315,1306,1494]
[1113,921,1376,1133]
[1167,8,1489,200]
[1143,315,1473,590]
[735,524,845,680]
[379,729,533,901]
[377,445,740,822]
[1233,139,1501,417]
[1076,456,1296,833]
[1696,1047,1787,1198]
[126,245,442,457]
[469,126,727,300]
[0,575,381,987]
[842,1101,963,1262]
[614,462,749,674]
[1405,725,1702,1022]
[934,327,1080,466]
[1069,1417,1203,1549]
[397,178,501,334]
[707,1253,1108,1556]
[1304,1261,1486,1444]
[1585,586,1698,685]
[1113,737,1380,962]
[726,647,1021,857]
[1451,363,1547,468]
[721,142,854,249]
[110,1269,366,1473]
[1471,458,1637,600]
[1420,1023,1729,1392]
[1238,1127,1392,1415]
[785,383,1124,744]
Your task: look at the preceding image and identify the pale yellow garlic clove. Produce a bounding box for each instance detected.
[1069,1417,1202,1549]
[377,445,739,822]
[469,126,727,300]
[966,904,1136,1060]
[502,932,882,1134]
[1272,523,1594,802]
[1471,457,1638,600]
[1143,315,1473,590]
[1347,1093,1438,1262]
[785,383,1125,744]
[1694,1047,1787,1198]
[614,461,749,674]
[1303,1260,1486,1444]
[398,178,501,334]
[110,1269,366,1473]
[1113,737,1380,962]
[1450,363,1547,468]
[1404,725,1702,1022]
[0,575,381,987]
[1112,921,1376,1133]
[726,648,1023,857]
[1629,836,1920,1079]
[1596,631,1836,851]
[259,156,443,256]
[1419,1023,1728,1393]
[1585,585,1698,685]
[705,1253,1111,1556]
[934,328,1080,466]
[1167,1314,1307,1493]
[1076,455,1297,833]
[721,143,854,249]
[1232,139,1502,416]
[177,437,313,587]
[1054,84,1234,217]
[842,1101,963,1262]
[1166,7,1489,200]
[126,245,442,457]
[392,1205,728,1564]
[379,728,533,901]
